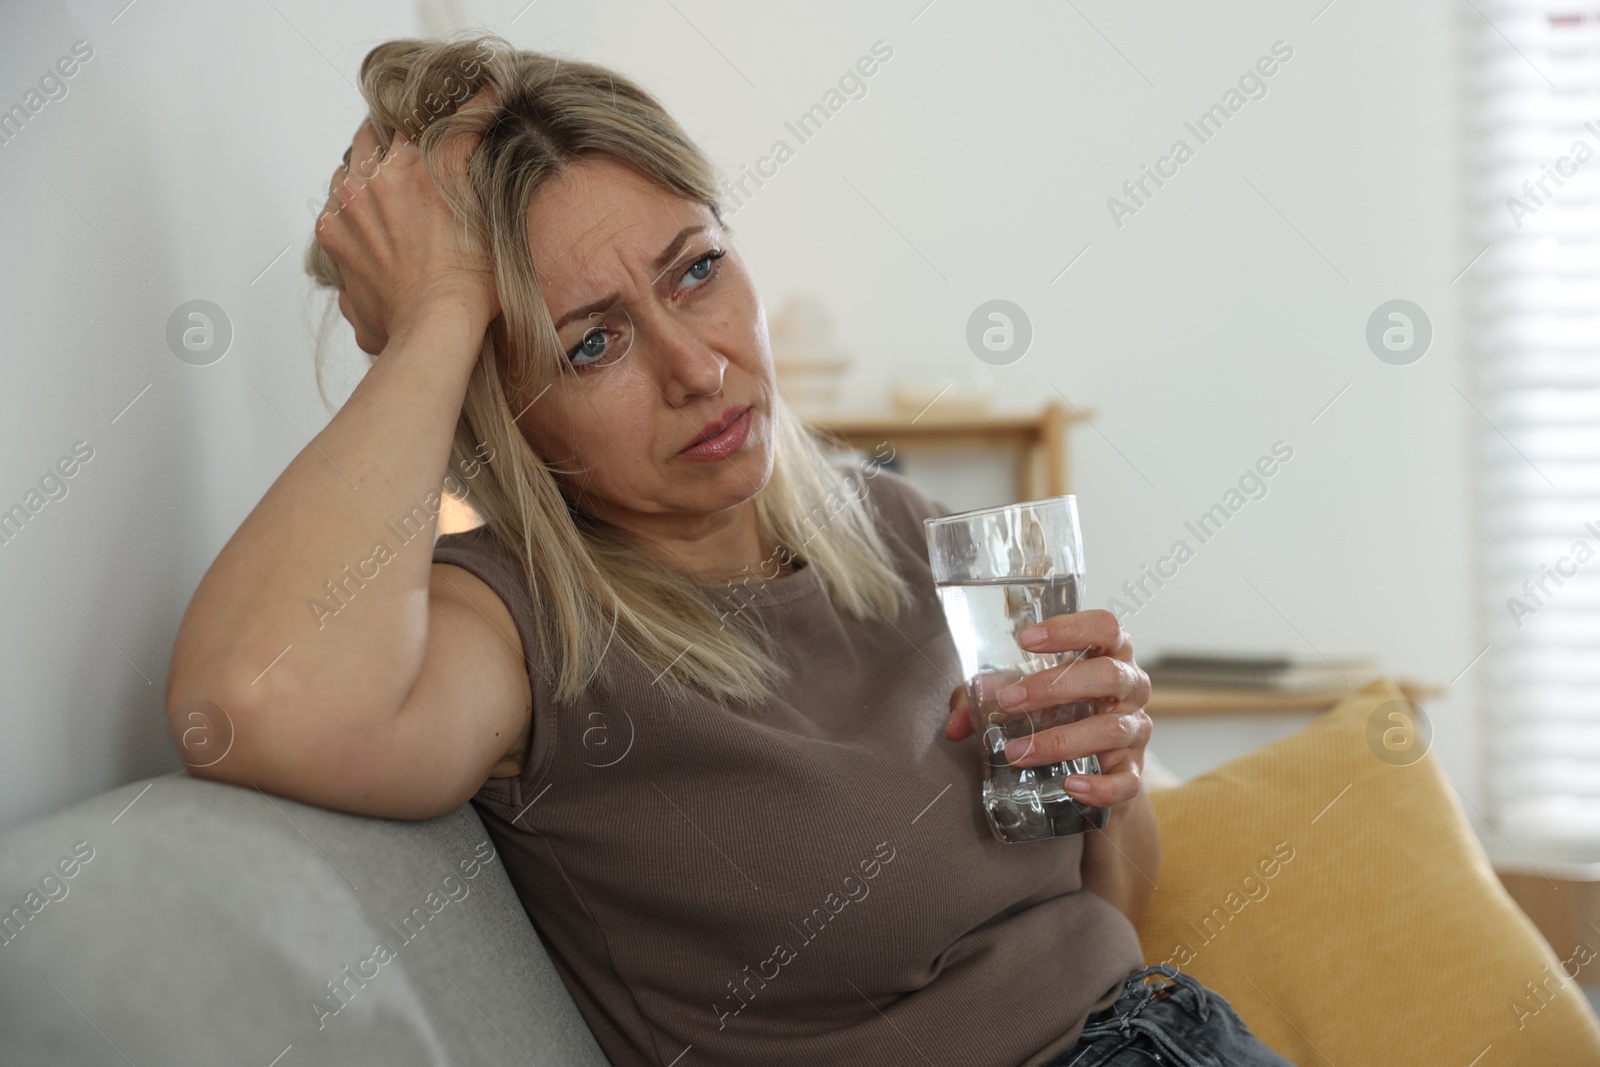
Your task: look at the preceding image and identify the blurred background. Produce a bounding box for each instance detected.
[1,0,1595,983]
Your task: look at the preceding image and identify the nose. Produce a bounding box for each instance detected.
[648,313,726,405]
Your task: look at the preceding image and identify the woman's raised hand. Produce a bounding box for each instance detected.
[944,608,1153,810]
[315,91,501,354]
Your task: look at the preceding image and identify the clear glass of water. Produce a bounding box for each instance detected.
[924,496,1109,844]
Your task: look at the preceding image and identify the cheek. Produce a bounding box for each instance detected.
[734,328,770,375]
[541,388,661,486]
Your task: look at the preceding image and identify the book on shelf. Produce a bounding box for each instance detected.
[1144,651,1381,692]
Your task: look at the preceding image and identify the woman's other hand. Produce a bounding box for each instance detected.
[943,608,1153,810]
[315,92,501,353]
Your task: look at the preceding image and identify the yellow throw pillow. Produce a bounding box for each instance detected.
[1135,676,1600,1065]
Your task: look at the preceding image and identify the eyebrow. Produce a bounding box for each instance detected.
[551,224,709,331]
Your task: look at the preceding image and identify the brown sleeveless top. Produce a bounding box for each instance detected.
[432,466,1143,1067]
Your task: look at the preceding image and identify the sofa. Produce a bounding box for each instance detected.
[2,677,1598,1065]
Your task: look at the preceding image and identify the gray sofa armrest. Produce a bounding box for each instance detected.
[0,772,611,1067]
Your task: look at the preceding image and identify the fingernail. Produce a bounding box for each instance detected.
[1016,625,1048,648]
[1004,738,1031,761]
[1063,776,1091,795]
[996,684,1026,708]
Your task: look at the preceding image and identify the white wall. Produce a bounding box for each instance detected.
[0,0,412,831]
[0,0,1477,831]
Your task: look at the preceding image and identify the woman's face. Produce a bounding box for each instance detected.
[520,157,776,531]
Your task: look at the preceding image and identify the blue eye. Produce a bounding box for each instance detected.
[684,248,726,288]
[563,249,725,370]
[567,317,635,370]
[569,327,609,366]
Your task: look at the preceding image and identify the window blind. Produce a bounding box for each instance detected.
[1465,0,1600,837]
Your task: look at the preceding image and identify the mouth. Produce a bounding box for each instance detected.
[676,403,754,462]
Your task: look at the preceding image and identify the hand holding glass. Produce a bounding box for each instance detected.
[925,496,1109,843]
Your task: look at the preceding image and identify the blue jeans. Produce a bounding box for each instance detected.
[1044,965,1300,1067]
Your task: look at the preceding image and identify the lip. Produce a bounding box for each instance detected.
[677,404,753,462]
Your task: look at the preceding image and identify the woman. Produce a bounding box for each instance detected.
[164,32,1295,1067]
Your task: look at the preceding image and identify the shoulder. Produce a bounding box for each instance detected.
[433,523,522,583]
[431,523,547,672]
[433,521,498,553]
[431,524,553,784]
[829,455,952,554]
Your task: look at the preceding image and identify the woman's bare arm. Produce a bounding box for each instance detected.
[164,115,523,815]
[1080,787,1162,929]
[167,304,478,708]
[166,310,484,740]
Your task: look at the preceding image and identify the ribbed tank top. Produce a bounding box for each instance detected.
[431,465,1143,1067]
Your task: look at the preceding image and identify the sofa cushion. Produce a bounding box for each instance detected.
[0,772,611,1067]
[1135,676,1600,1065]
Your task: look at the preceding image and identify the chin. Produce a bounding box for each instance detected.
[688,441,772,511]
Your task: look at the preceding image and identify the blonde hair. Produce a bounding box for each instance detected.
[303,31,912,707]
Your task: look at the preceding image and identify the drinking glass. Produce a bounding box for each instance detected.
[925,496,1109,843]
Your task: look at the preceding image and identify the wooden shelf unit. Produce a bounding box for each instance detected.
[807,401,1089,499]
[1145,679,1443,717]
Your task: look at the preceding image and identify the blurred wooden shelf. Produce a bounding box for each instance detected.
[807,401,1092,498]
[1146,678,1443,717]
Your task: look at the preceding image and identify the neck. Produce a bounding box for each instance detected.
[586,496,785,583]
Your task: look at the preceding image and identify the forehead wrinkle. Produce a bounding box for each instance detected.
[563,213,714,315]
[534,200,635,291]
[530,167,721,325]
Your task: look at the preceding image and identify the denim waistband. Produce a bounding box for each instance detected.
[1082,963,1214,1033]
